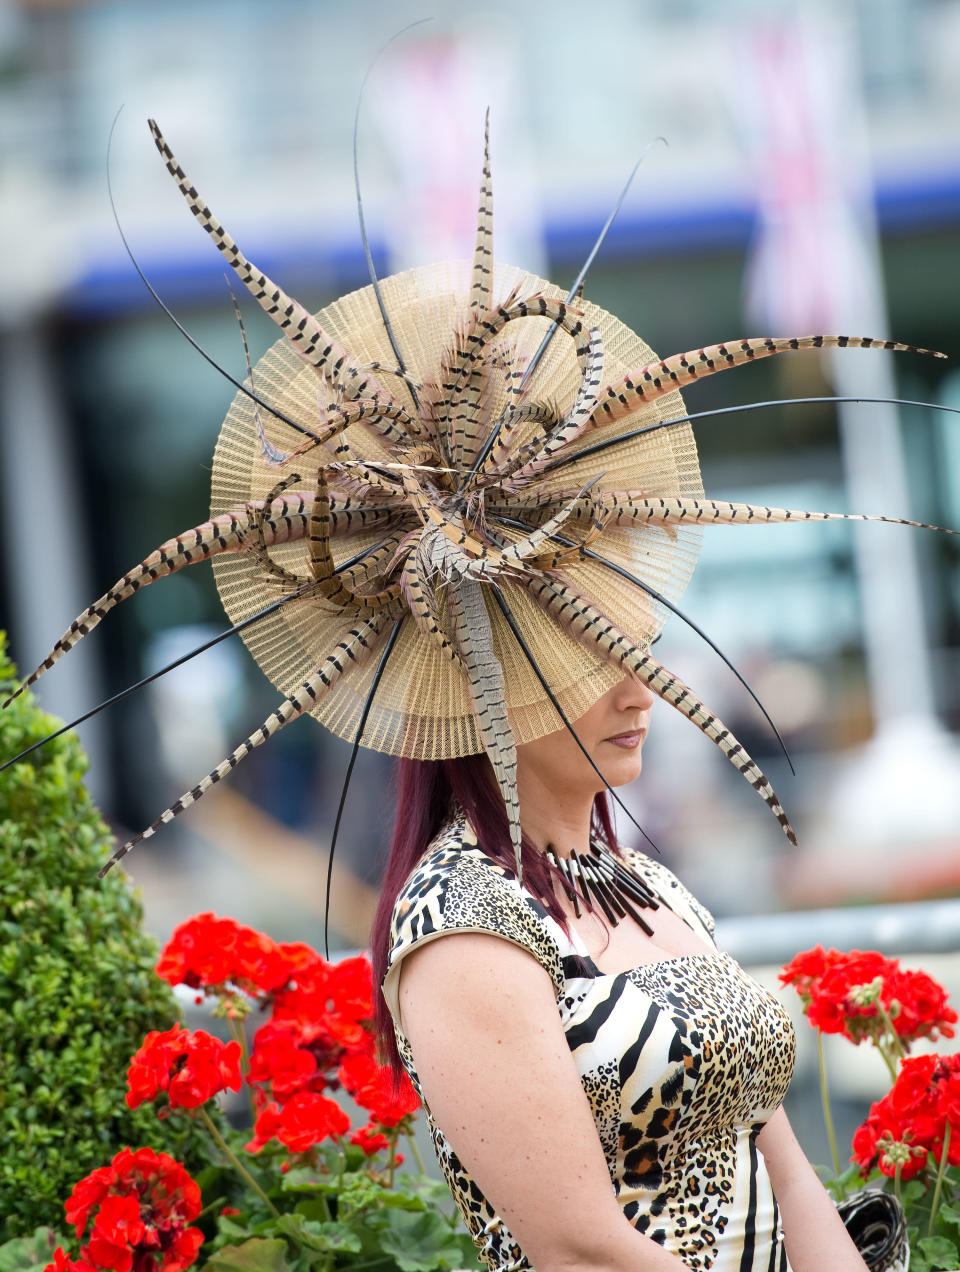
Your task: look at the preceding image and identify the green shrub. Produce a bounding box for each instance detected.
[0,633,212,1239]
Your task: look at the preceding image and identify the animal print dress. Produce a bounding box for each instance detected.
[382,814,796,1272]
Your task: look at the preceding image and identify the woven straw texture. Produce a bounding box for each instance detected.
[210,260,703,760]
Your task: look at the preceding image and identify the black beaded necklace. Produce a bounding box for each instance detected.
[544,843,663,936]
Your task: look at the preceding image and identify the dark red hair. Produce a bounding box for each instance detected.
[371,753,617,1076]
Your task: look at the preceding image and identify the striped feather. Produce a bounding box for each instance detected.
[587,334,946,431]
[98,614,388,875]
[470,109,494,317]
[470,400,558,487]
[588,493,958,536]
[498,326,606,488]
[306,467,403,610]
[450,576,522,875]
[461,480,604,578]
[150,120,393,402]
[0,491,412,709]
[401,533,461,663]
[517,575,797,845]
[441,294,589,444]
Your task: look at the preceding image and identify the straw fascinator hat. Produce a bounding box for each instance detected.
[3,113,950,876]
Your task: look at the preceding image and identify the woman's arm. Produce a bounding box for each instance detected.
[756,1107,869,1272]
[397,931,685,1272]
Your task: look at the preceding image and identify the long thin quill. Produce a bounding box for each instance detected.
[1,542,382,772]
[520,138,667,391]
[353,21,430,412]
[489,584,658,852]
[467,139,666,483]
[496,517,794,774]
[107,108,322,443]
[323,617,404,957]
[545,393,960,475]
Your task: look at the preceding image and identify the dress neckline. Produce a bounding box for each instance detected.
[556,845,721,979]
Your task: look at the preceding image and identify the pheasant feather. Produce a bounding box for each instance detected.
[4,110,953,872]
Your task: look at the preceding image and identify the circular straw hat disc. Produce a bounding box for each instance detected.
[210,261,703,760]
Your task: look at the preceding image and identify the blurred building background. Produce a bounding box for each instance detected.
[1,0,959,1161]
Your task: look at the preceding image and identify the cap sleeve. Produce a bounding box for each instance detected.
[382,817,565,1025]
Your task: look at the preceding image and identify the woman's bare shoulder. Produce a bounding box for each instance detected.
[383,815,565,1024]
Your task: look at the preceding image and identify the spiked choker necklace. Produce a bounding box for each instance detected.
[544,843,663,936]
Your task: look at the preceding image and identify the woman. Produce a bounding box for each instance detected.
[3,116,915,1269]
[372,672,870,1272]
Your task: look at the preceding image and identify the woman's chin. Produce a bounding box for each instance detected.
[596,752,644,790]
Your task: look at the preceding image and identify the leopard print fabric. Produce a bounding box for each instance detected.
[382,815,796,1272]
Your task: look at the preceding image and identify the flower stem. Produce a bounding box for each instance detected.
[196,1195,230,1220]
[877,1043,899,1085]
[405,1131,426,1174]
[227,1016,257,1123]
[228,1014,251,1069]
[875,1002,907,1066]
[928,1124,952,1239]
[199,1106,279,1217]
[817,1032,841,1176]
[387,1129,398,1188]
[335,1136,347,1192]
[894,1161,902,1208]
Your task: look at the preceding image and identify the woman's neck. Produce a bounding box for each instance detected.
[516,775,594,860]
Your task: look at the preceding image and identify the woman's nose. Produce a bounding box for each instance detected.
[617,671,655,712]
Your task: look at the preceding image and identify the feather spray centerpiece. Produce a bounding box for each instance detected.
[2,112,952,882]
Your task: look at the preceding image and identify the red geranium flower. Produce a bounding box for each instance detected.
[350,1124,390,1156]
[781,947,957,1049]
[886,968,958,1043]
[854,1053,960,1179]
[338,1052,420,1128]
[272,954,375,1056]
[938,1060,960,1126]
[247,1020,325,1103]
[86,1196,145,1272]
[126,1025,242,1111]
[65,1164,116,1238]
[890,1054,939,1116]
[275,941,322,977]
[45,1249,96,1272]
[779,946,830,996]
[62,1148,202,1272]
[852,1108,930,1181]
[156,913,293,1000]
[245,1091,351,1154]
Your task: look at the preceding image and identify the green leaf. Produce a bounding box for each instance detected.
[206,1238,292,1272]
[450,1232,485,1270]
[280,1168,340,1196]
[293,1201,332,1224]
[378,1210,472,1272]
[393,1177,454,1211]
[938,1203,960,1237]
[217,1217,254,1243]
[335,1174,394,1221]
[275,1216,361,1255]
[904,1179,929,1205]
[817,1161,867,1201]
[0,1228,60,1272]
[378,1191,430,1213]
[915,1235,960,1271]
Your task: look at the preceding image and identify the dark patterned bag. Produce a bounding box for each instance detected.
[837,1190,909,1272]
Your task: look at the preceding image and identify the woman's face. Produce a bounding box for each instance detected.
[516,672,655,802]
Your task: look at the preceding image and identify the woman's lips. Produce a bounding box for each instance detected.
[604,730,645,750]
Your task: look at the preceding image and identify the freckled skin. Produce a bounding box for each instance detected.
[393,681,869,1272]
